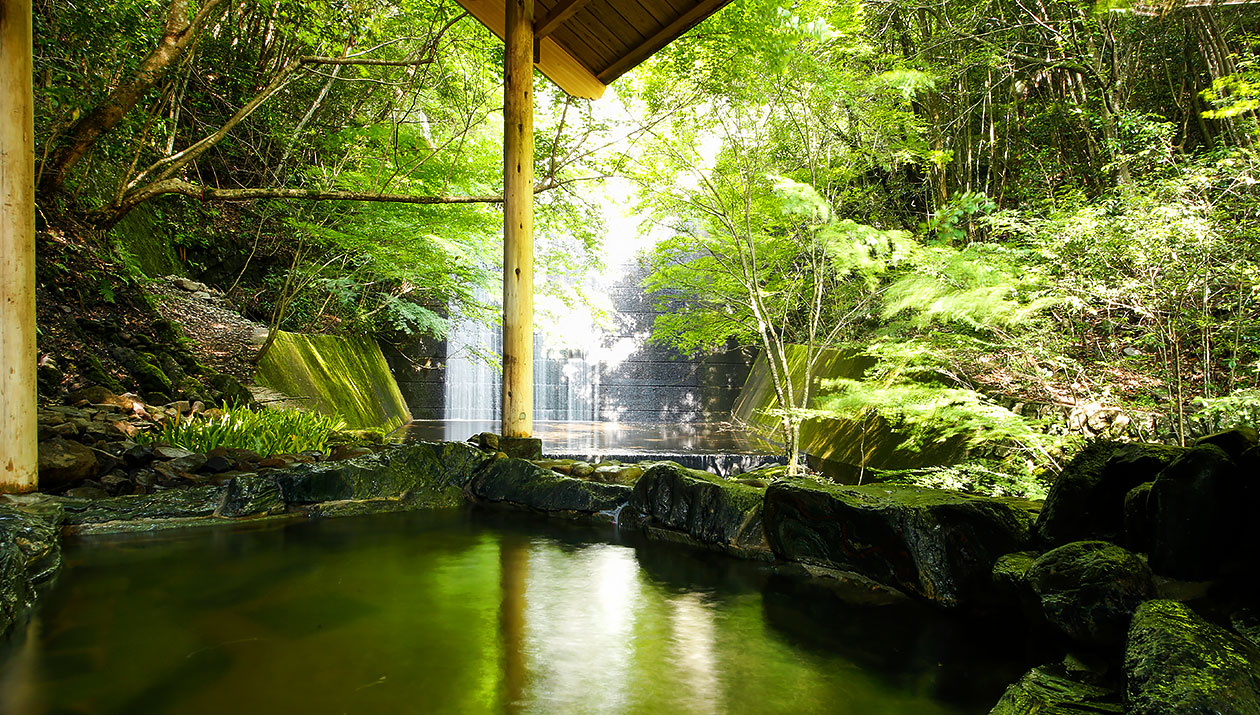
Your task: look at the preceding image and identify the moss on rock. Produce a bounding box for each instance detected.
[764,478,1035,608]
[276,441,492,507]
[628,462,769,556]
[1126,600,1260,714]
[75,352,124,393]
[470,458,631,514]
[126,351,175,399]
[989,664,1122,714]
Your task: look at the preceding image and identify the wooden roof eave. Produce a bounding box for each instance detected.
[456,0,735,99]
[458,0,608,99]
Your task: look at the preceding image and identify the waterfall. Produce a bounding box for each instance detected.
[424,252,750,426]
[444,306,502,422]
[444,290,600,422]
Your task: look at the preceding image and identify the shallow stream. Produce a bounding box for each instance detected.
[0,511,1027,714]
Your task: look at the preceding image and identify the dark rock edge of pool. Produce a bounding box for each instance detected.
[3,431,1260,714]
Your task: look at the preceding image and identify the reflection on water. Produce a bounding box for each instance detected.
[0,512,1025,714]
[404,420,775,455]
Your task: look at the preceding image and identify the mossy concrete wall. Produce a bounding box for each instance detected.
[256,331,411,431]
[732,346,965,478]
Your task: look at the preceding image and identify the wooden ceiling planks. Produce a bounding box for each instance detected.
[455,0,734,98]
[456,0,607,98]
[595,0,729,82]
[536,0,594,38]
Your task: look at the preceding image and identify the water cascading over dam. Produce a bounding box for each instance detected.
[388,258,770,467]
[443,298,601,423]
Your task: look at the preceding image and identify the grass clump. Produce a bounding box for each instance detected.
[137,406,346,456]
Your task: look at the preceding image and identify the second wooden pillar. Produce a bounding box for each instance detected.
[502,0,534,438]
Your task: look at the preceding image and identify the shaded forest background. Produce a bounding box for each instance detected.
[30,0,1260,492]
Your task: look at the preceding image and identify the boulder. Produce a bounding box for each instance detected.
[0,536,30,640]
[1148,444,1245,579]
[593,464,644,485]
[199,455,234,474]
[100,473,132,496]
[628,462,769,557]
[470,458,630,514]
[1027,541,1154,647]
[328,445,373,461]
[1126,600,1260,714]
[498,436,542,460]
[217,476,285,518]
[66,386,133,409]
[276,441,493,507]
[989,664,1122,714]
[152,445,195,461]
[1035,441,1185,548]
[0,497,64,637]
[205,373,253,406]
[763,478,1035,607]
[37,437,99,487]
[1194,427,1259,462]
[0,497,63,585]
[123,351,175,400]
[992,551,1041,619]
[1121,481,1154,553]
[59,485,225,525]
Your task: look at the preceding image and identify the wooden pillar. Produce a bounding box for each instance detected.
[502,0,534,438]
[0,0,38,493]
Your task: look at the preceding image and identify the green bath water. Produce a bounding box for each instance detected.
[0,511,1026,714]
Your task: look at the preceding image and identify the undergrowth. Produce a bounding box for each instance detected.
[137,406,345,456]
[875,460,1052,500]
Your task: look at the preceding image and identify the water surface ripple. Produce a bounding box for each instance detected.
[0,511,1026,714]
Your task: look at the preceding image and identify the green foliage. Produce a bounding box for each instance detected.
[876,461,1051,500]
[136,407,346,456]
[1028,157,1260,414]
[1191,389,1260,435]
[816,375,1060,463]
[924,191,995,245]
[882,243,1058,332]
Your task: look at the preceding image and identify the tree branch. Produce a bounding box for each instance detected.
[97,178,562,228]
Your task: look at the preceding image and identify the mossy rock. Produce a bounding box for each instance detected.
[470,458,630,514]
[124,351,175,399]
[217,476,285,518]
[1035,441,1186,548]
[764,478,1035,608]
[1028,540,1154,648]
[58,486,225,525]
[276,441,492,507]
[1148,444,1247,579]
[205,373,253,407]
[151,319,183,344]
[1126,600,1260,714]
[992,550,1042,620]
[989,664,1122,714]
[75,352,124,393]
[628,462,769,556]
[170,346,206,376]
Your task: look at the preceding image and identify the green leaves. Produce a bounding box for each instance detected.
[882,243,1057,332]
[136,406,347,456]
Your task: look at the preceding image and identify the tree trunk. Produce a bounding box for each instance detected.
[38,0,227,195]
